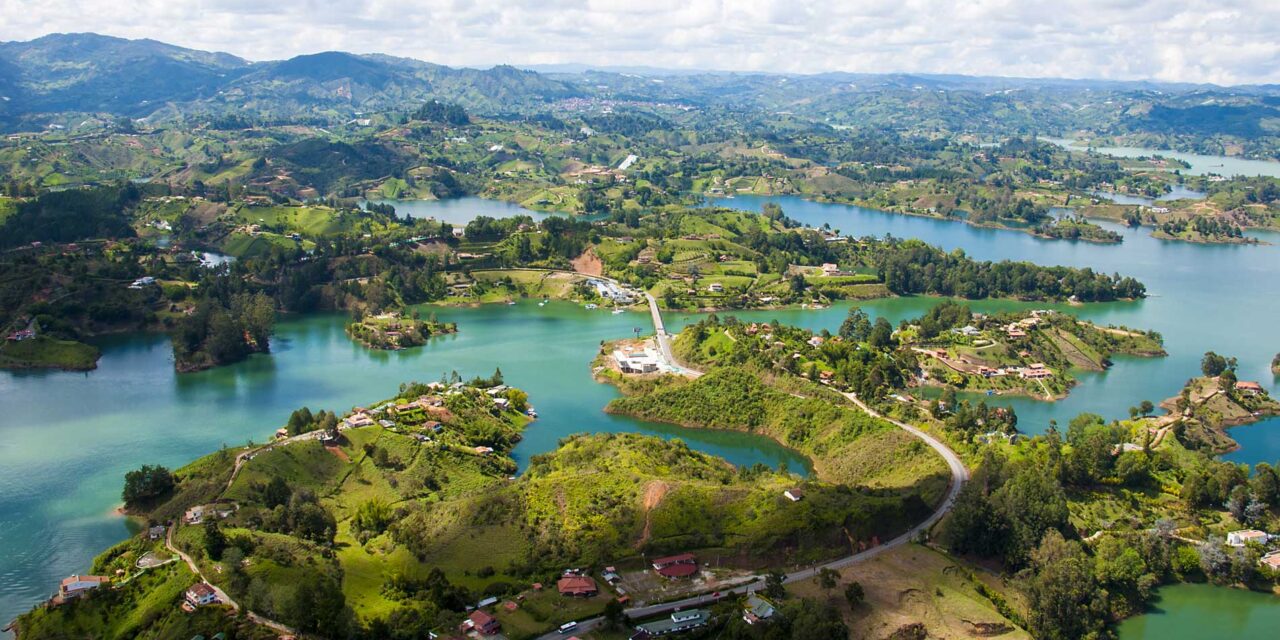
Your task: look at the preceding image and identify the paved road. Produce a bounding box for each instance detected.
[536,310,970,638]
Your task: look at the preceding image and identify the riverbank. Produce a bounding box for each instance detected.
[0,336,100,371]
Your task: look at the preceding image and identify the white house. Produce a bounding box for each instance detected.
[1226,529,1271,547]
[185,582,219,607]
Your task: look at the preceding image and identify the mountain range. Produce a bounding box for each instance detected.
[1,32,1278,141]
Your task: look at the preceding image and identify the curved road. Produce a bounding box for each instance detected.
[536,302,969,639]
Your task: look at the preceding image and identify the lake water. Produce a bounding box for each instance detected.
[1042,137,1280,178]
[4,194,1279,632]
[1087,184,1206,206]
[366,196,565,225]
[1116,584,1280,639]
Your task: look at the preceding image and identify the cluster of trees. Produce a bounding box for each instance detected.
[1159,215,1246,240]
[284,406,340,436]
[0,183,140,248]
[121,464,175,509]
[171,291,275,371]
[867,238,1146,301]
[412,100,470,125]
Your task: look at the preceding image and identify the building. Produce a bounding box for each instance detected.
[614,348,662,374]
[557,575,599,597]
[1019,363,1053,380]
[821,263,840,277]
[461,610,501,636]
[783,488,804,502]
[635,609,710,636]
[1260,550,1280,571]
[652,553,698,579]
[147,525,167,540]
[1226,529,1271,547]
[59,575,110,600]
[1235,381,1265,396]
[707,282,724,293]
[343,414,374,429]
[742,594,777,624]
[185,582,219,607]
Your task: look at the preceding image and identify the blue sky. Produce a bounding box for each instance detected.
[3,0,1278,85]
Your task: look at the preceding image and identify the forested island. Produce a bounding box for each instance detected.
[345,310,456,351]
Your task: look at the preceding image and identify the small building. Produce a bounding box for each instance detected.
[557,575,599,597]
[784,488,805,502]
[821,263,840,277]
[742,594,777,625]
[59,575,110,600]
[147,525,167,540]
[635,609,710,636]
[1226,529,1271,547]
[343,414,374,429]
[1235,381,1265,396]
[807,336,824,347]
[652,553,698,579]
[185,582,219,608]
[707,283,724,293]
[1261,550,1280,571]
[1006,326,1027,339]
[461,610,501,636]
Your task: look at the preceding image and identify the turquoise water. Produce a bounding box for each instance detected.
[1042,137,1280,178]
[367,196,565,225]
[703,195,1280,466]
[4,194,1280,631]
[1116,584,1280,639]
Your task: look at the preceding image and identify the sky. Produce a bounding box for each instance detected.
[2,0,1278,85]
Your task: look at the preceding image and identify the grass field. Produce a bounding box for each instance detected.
[0,336,100,370]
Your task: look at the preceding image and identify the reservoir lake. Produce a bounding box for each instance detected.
[3,193,1278,635]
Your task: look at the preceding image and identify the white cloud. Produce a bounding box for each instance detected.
[2,0,1277,84]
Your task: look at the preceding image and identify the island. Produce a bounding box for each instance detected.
[1159,353,1280,453]
[345,310,456,350]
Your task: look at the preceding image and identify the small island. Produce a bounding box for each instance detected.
[0,327,100,371]
[1160,352,1280,453]
[345,310,456,350]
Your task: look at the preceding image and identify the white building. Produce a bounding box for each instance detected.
[1226,529,1271,547]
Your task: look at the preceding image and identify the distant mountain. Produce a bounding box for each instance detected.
[0,33,248,116]
[0,32,1277,139]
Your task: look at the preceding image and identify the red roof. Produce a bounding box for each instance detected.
[557,575,599,595]
[187,583,216,597]
[651,553,696,567]
[470,610,496,625]
[60,575,109,587]
[656,563,699,578]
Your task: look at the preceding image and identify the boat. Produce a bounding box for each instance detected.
[538,301,546,307]
[507,301,516,306]
[585,303,598,310]
[612,308,625,315]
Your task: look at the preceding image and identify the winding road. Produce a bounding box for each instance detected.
[536,300,970,639]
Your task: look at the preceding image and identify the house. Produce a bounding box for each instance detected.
[343,414,374,429]
[821,263,840,277]
[185,582,219,607]
[557,575,599,597]
[784,487,805,502]
[1019,363,1053,380]
[614,349,661,374]
[1226,529,1270,547]
[6,329,35,341]
[652,553,698,578]
[1261,550,1280,571]
[59,575,110,600]
[147,525,167,540]
[707,283,724,293]
[635,609,710,636]
[492,397,510,409]
[474,446,495,455]
[274,428,289,439]
[1006,326,1027,339]
[461,609,501,636]
[743,594,777,624]
[807,336,824,347]
[1235,381,1265,396]
[952,325,981,337]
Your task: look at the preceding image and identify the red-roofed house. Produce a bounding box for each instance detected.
[461,610,501,636]
[652,553,698,579]
[557,575,599,597]
[184,582,219,607]
[1236,381,1265,396]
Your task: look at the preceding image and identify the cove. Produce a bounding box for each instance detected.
[1041,137,1280,178]
[0,303,811,629]
[1116,584,1280,639]
[703,195,1280,467]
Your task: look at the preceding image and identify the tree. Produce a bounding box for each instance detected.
[764,570,787,600]
[1024,531,1109,640]
[1225,484,1250,522]
[1138,400,1155,417]
[991,467,1069,567]
[121,465,175,508]
[868,317,895,350]
[1200,351,1229,377]
[843,581,865,608]
[838,308,872,342]
[602,598,626,629]
[817,567,839,591]
[204,518,227,560]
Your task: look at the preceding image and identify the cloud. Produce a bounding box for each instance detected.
[2,0,1277,84]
